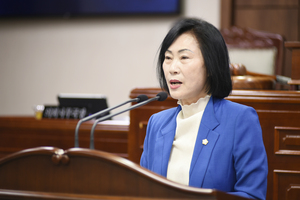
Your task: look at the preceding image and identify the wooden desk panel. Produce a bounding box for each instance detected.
[0,117,129,159]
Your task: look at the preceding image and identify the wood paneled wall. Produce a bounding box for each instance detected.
[221,0,299,77]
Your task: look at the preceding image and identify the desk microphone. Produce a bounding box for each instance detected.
[89,91,168,149]
[74,94,148,147]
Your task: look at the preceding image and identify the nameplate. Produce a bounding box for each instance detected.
[43,106,88,119]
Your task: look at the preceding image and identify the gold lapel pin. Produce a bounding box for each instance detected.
[202,139,209,145]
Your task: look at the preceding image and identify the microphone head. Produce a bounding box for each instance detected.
[157,92,168,101]
[136,94,148,103]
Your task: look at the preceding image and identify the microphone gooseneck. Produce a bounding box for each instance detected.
[74,94,148,147]
[89,91,168,149]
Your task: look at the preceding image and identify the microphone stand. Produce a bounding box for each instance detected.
[74,95,147,147]
[89,92,168,149]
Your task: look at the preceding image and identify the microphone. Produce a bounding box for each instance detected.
[89,91,168,149]
[74,94,148,147]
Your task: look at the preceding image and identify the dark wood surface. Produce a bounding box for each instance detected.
[0,117,129,159]
[0,189,228,200]
[285,41,300,90]
[128,88,300,200]
[0,190,209,200]
[0,146,247,200]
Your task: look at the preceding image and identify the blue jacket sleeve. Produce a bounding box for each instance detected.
[229,107,268,200]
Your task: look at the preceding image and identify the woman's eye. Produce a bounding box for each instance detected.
[181,56,189,60]
[165,56,172,60]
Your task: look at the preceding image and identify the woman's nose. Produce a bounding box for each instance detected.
[169,60,180,74]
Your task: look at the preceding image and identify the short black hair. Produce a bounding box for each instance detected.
[157,18,232,99]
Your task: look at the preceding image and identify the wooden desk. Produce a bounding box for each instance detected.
[128,88,300,200]
[0,117,129,159]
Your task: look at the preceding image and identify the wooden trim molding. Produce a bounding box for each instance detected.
[274,126,300,155]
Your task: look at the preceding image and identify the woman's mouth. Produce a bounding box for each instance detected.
[169,79,182,89]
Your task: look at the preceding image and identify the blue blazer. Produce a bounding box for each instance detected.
[140,97,268,200]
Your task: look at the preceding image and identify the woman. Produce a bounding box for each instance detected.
[140,18,268,200]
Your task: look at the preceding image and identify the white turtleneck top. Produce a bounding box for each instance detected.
[166,95,210,185]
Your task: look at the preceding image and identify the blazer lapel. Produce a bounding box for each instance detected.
[189,97,220,187]
[154,106,181,177]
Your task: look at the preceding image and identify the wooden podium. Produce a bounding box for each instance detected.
[0,147,247,200]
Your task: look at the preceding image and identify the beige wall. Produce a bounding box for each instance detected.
[0,0,220,119]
